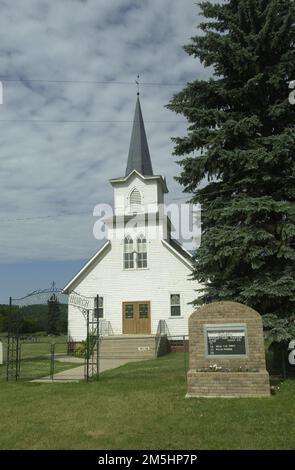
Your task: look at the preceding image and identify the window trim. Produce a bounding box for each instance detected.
[170,293,182,317]
[123,235,135,269]
[136,234,147,269]
[93,296,104,319]
[123,234,148,270]
[128,187,143,213]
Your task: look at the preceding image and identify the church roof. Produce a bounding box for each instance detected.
[62,240,111,293]
[109,169,168,193]
[125,96,153,177]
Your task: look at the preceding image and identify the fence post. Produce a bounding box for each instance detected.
[50,343,55,381]
[282,347,287,379]
[183,335,187,383]
[6,297,12,381]
[85,309,90,382]
[17,342,22,381]
[96,294,100,380]
[15,304,21,382]
[15,336,20,382]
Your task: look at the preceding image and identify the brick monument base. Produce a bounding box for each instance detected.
[187,371,270,398]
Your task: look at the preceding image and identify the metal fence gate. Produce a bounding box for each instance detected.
[1,285,100,382]
[84,302,100,382]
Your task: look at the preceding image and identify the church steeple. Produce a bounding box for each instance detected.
[125,96,153,177]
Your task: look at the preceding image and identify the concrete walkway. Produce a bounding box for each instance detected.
[54,355,84,364]
[32,357,131,383]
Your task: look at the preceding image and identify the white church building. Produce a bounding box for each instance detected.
[63,96,200,343]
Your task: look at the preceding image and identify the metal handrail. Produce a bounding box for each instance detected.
[156,319,171,337]
[155,320,171,356]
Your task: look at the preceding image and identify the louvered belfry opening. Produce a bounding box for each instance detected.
[130,188,141,212]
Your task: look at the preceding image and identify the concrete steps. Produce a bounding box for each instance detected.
[93,335,168,362]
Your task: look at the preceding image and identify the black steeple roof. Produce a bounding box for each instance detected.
[125,96,153,177]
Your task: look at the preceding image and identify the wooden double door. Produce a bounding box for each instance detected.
[122,301,151,334]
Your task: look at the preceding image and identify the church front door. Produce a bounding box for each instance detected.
[122,301,151,334]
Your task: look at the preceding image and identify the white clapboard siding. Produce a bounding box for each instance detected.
[113,173,163,216]
[68,237,200,342]
[67,169,201,342]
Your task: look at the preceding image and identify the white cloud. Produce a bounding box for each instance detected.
[0,0,209,263]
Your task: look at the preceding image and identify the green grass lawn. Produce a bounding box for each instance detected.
[0,352,294,450]
[0,357,82,381]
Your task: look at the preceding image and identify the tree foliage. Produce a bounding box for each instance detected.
[167,0,295,322]
[47,294,61,335]
[263,313,295,343]
[0,303,67,335]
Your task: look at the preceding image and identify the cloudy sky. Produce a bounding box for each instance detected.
[0,0,211,301]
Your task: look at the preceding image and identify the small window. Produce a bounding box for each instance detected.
[170,294,181,317]
[139,303,149,319]
[137,236,147,268]
[94,297,103,318]
[124,236,134,269]
[130,188,141,212]
[124,304,134,319]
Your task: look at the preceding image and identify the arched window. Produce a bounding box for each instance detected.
[137,235,147,268]
[124,236,134,269]
[129,188,141,213]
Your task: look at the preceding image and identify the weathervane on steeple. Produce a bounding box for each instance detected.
[135,74,140,96]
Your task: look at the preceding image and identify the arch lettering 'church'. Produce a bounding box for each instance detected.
[63,96,201,341]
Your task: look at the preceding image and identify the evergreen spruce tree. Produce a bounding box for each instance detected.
[47,294,60,335]
[167,0,295,320]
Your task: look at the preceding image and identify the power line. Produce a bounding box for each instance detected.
[1,208,201,224]
[3,184,289,223]
[0,77,186,86]
[0,78,189,123]
[0,118,187,124]
[1,211,92,223]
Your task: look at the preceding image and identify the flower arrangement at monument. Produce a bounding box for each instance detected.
[196,364,260,373]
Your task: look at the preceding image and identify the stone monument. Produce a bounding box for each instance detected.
[186,301,270,397]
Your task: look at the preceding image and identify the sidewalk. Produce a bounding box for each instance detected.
[32,357,132,383]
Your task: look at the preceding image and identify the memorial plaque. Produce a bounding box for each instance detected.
[205,324,247,356]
